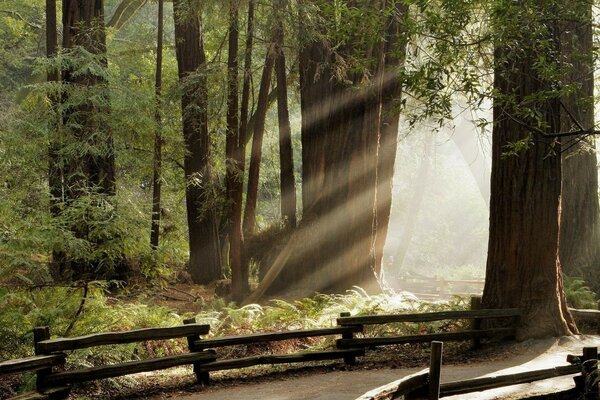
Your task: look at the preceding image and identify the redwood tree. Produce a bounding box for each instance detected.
[50,0,125,282]
[173,0,221,284]
[482,0,577,339]
[558,0,600,293]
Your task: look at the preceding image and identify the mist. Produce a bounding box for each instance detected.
[383,108,492,298]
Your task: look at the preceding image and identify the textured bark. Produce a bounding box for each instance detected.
[274,0,297,229]
[243,41,276,236]
[558,0,600,293]
[47,0,61,219]
[50,0,125,282]
[483,1,576,339]
[173,0,221,284]
[373,3,407,276]
[235,0,255,291]
[150,0,163,249]
[226,2,249,300]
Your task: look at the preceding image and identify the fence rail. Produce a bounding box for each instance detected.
[0,355,65,375]
[4,297,599,400]
[37,324,210,353]
[357,345,593,400]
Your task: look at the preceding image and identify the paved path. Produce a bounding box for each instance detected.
[153,336,599,400]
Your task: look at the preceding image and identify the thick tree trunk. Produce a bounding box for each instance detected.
[226,2,249,300]
[558,0,600,293]
[274,0,297,229]
[50,0,125,282]
[173,0,221,284]
[243,41,276,236]
[150,0,163,250]
[373,4,407,276]
[483,1,576,338]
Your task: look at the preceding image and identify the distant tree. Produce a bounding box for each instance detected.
[150,0,164,250]
[482,0,577,339]
[173,0,221,284]
[274,0,297,229]
[243,28,276,236]
[226,0,249,300]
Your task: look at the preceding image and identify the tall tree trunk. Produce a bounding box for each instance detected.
[243,40,276,236]
[483,0,576,339]
[47,0,61,218]
[173,0,221,284]
[150,0,163,250]
[558,0,600,293]
[226,1,249,300]
[234,0,255,293]
[274,0,297,229]
[51,0,125,282]
[373,3,407,277]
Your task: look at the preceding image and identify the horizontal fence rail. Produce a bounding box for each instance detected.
[569,308,600,321]
[45,350,217,385]
[0,355,65,375]
[38,324,210,353]
[357,344,596,400]
[439,364,580,397]
[194,326,361,349]
[196,349,365,372]
[337,308,521,326]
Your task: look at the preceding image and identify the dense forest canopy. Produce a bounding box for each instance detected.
[0,0,599,344]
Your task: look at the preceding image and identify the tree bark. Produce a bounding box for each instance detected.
[558,0,600,293]
[226,1,249,300]
[373,3,407,276]
[274,0,297,229]
[242,39,276,236]
[150,0,163,250]
[47,0,61,219]
[173,0,221,284]
[483,0,576,339]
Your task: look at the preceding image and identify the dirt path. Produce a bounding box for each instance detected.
[147,336,599,400]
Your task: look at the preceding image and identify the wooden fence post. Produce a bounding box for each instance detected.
[184,318,210,385]
[470,296,482,349]
[428,341,443,400]
[339,312,356,366]
[33,326,51,392]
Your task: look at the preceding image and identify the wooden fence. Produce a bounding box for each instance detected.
[356,343,596,400]
[1,300,596,400]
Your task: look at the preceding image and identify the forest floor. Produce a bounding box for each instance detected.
[96,335,599,400]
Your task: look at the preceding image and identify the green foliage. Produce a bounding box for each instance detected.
[564,276,597,310]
